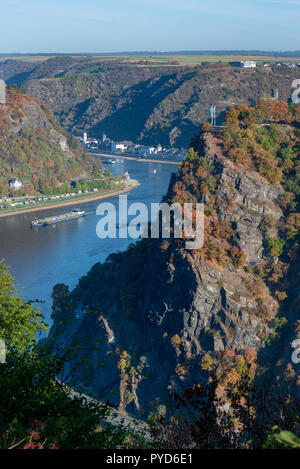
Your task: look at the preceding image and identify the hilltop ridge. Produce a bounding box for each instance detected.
[1,57,300,147]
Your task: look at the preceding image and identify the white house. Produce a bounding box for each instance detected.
[111,142,127,152]
[9,178,23,191]
[137,146,155,157]
[81,131,98,148]
[240,61,256,68]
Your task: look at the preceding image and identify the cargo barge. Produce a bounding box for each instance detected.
[31,208,85,227]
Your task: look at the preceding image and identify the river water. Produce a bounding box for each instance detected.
[0,159,176,325]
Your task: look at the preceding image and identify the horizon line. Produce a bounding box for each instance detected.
[1,49,300,57]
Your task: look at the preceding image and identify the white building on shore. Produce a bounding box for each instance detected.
[82,131,98,147]
[137,146,156,157]
[111,142,128,152]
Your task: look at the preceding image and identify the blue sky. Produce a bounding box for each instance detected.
[0,0,299,53]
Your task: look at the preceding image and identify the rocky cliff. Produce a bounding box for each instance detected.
[26,64,300,147]
[49,102,299,418]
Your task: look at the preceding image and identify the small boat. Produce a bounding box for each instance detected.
[31,209,85,228]
[153,169,157,174]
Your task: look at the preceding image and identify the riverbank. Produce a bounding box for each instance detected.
[0,179,140,219]
[91,151,179,165]
[1,159,174,326]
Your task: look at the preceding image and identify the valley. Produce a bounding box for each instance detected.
[48,101,300,428]
[0,53,299,450]
[1,57,300,148]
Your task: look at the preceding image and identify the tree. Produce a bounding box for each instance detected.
[265,237,285,258]
[149,374,299,449]
[228,147,251,165]
[0,263,47,352]
[229,246,246,268]
[201,122,212,133]
[270,101,291,123]
[0,262,138,449]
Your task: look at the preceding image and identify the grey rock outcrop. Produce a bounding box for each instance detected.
[49,132,283,417]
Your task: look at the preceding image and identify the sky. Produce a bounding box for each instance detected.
[0,0,299,53]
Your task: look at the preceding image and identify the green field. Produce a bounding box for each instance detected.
[120,54,300,66]
[1,54,300,67]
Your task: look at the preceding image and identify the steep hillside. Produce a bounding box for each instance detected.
[0,57,300,147]
[2,57,297,147]
[0,59,38,86]
[0,87,104,195]
[48,100,299,420]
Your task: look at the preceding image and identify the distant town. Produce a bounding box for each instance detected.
[239,60,300,68]
[79,132,187,163]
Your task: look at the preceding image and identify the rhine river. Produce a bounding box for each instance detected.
[0,159,176,325]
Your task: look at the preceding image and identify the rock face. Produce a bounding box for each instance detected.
[9,100,70,156]
[1,57,296,147]
[49,131,284,417]
[28,64,298,147]
[202,133,283,265]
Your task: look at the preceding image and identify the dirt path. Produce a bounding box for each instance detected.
[66,385,151,441]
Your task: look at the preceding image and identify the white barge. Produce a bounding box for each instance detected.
[31,209,85,227]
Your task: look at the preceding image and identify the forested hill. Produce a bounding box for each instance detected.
[1,57,300,147]
[0,87,102,195]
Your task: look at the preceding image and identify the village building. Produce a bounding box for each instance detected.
[111,142,127,152]
[240,61,256,68]
[9,178,23,191]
